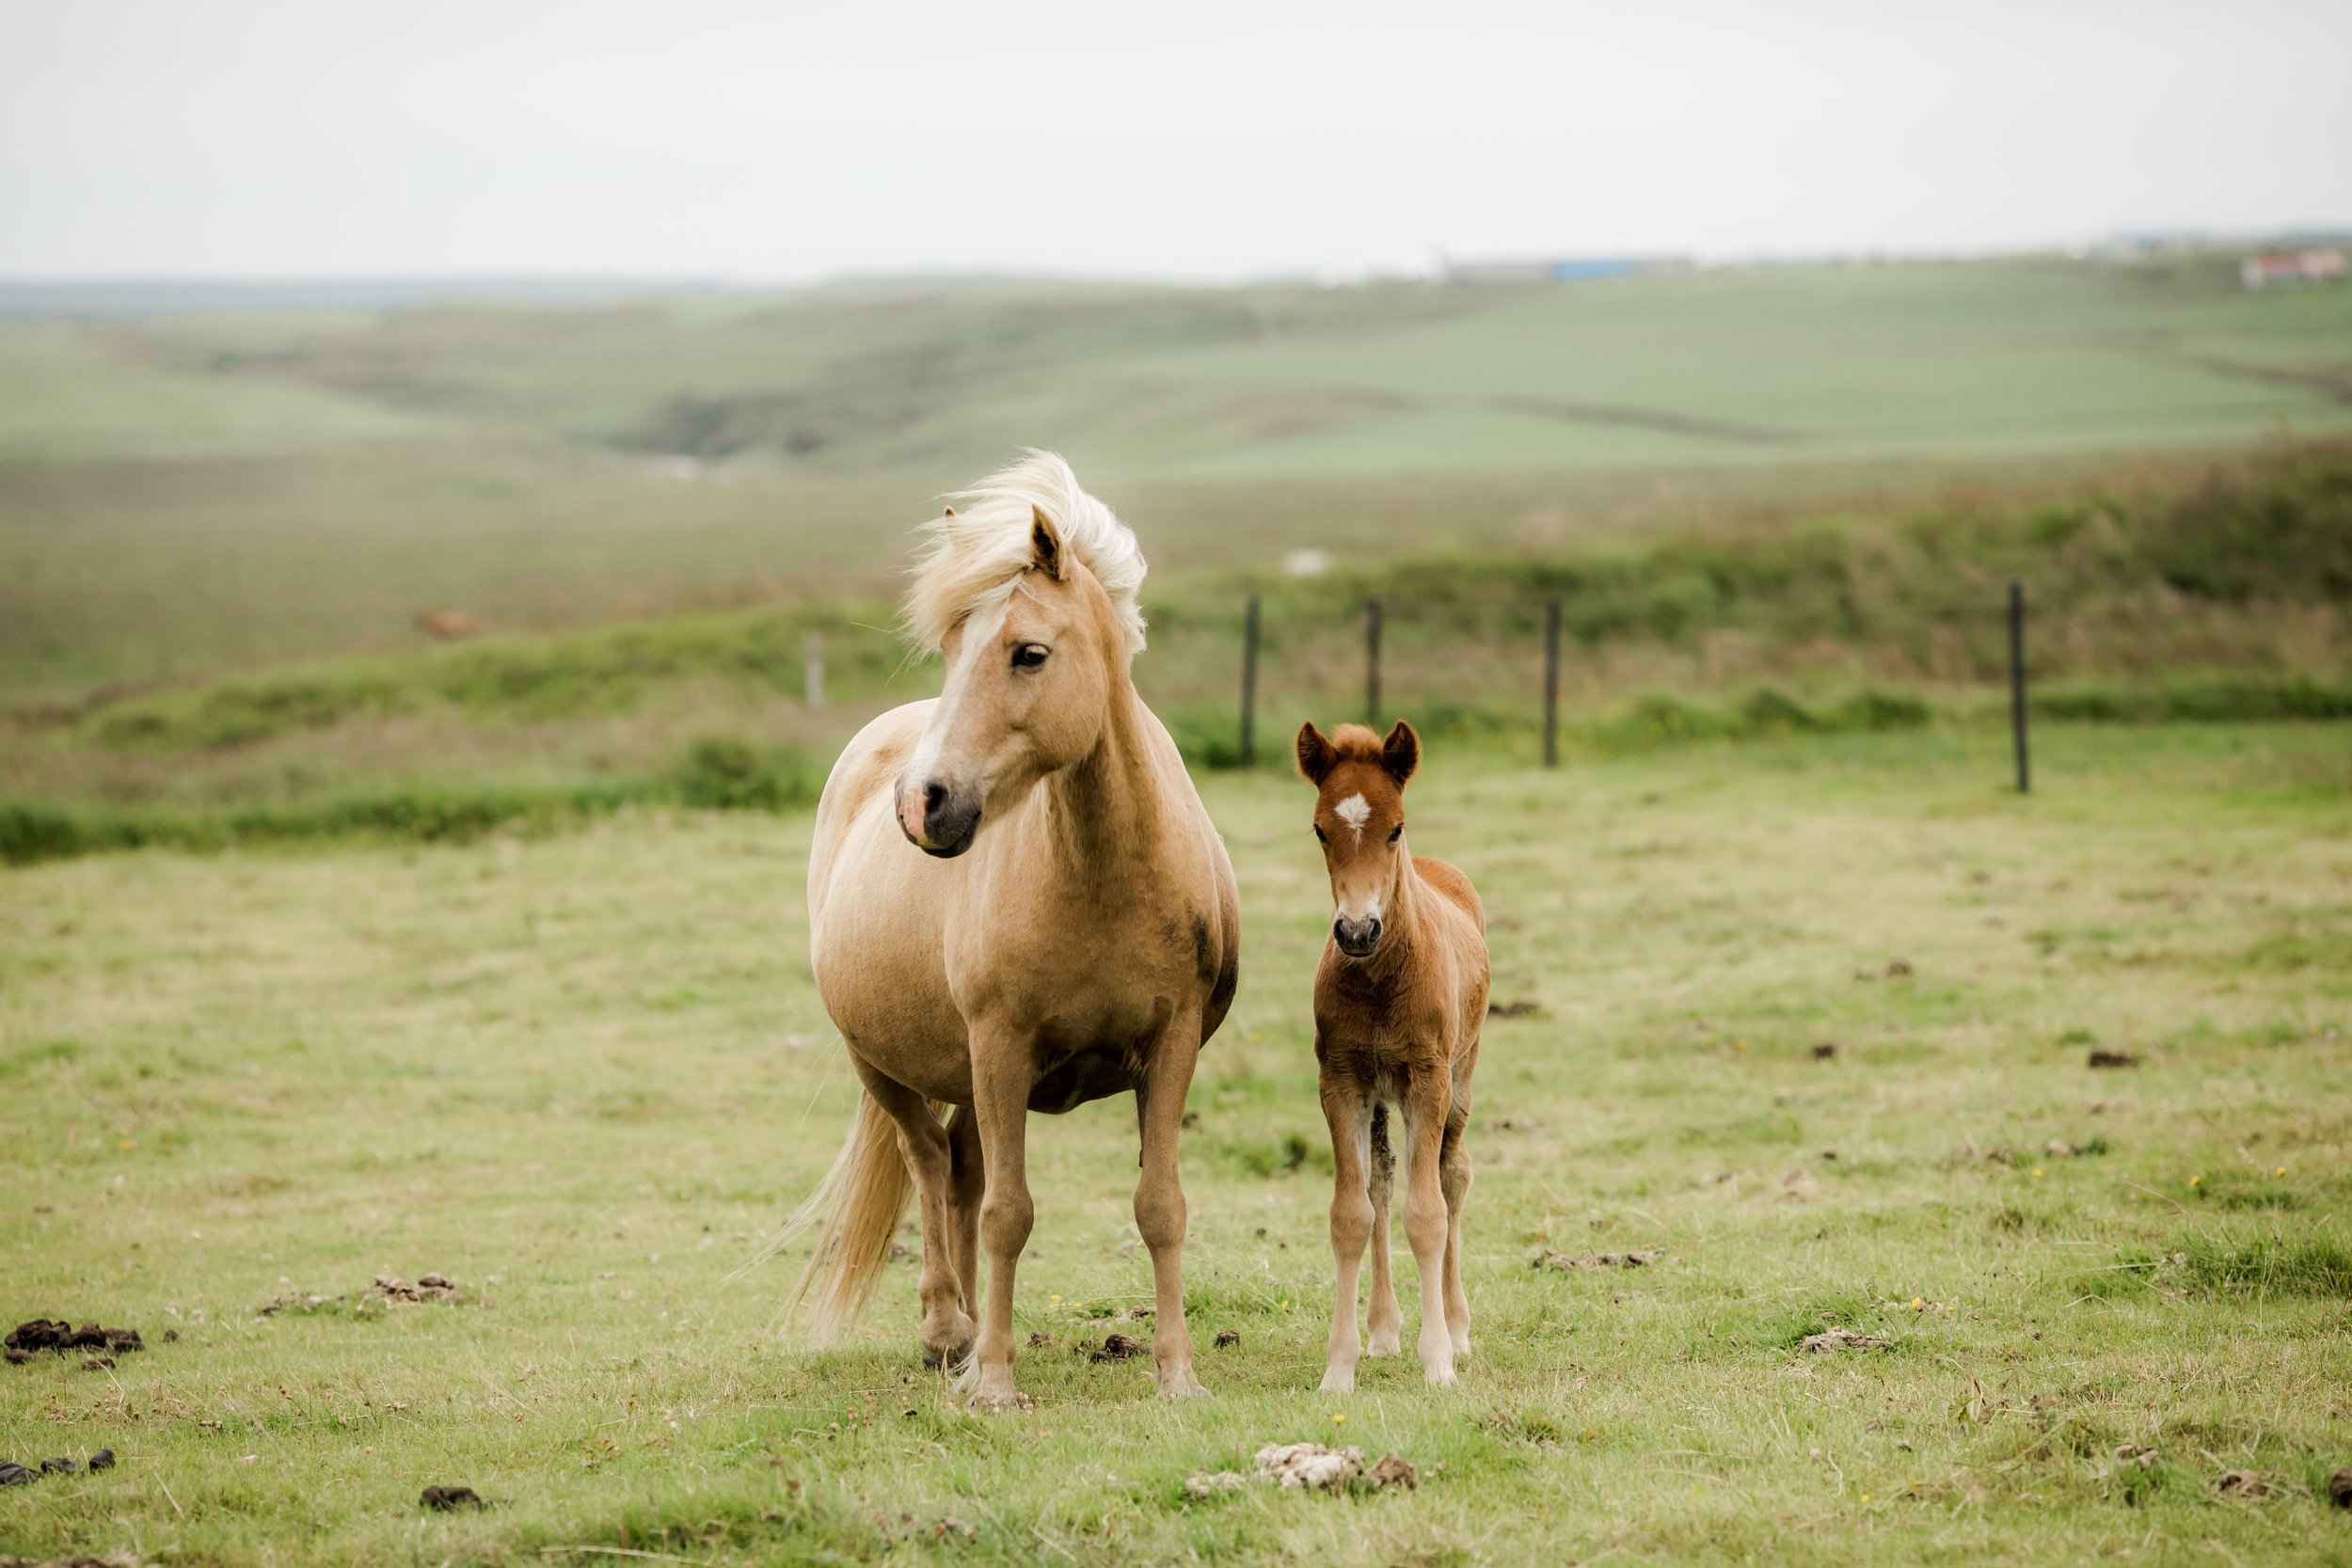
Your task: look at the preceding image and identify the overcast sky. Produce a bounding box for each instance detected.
[4,0,2346,282]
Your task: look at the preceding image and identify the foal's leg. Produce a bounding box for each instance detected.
[850,1064,973,1368]
[1438,1097,1473,1359]
[1401,1078,1458,1386]
[1318,1077,1374,1395]
[1364,1101,1403,1357]
[962,1038,1036,1411]
[945,1104,984,1321]
[1134,1006,1207,1398]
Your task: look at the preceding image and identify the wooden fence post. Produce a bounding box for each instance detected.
[804,630,826,710]
[1239,594,1261,768]
[2008,581,2029,794]
[1543,598,1562,768]
[1365,597,1384,727]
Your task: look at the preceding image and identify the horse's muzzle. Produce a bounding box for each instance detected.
[898,776,983,858]
[1332,914,1383,959]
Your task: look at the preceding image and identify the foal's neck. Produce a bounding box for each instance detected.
[1043,660,1162,879]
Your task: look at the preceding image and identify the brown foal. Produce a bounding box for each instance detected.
[1296,720,1489,1390]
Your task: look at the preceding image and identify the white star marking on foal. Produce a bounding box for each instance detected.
[1334,792,1370,841]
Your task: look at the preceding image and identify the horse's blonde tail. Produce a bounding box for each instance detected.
[730,1089,912,1343]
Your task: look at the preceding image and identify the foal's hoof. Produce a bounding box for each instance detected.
[1422,1363,1459,1388]
[1365,1329,1403,1358]
[1318,1365,1357,1396]
[921,1338,976,1370]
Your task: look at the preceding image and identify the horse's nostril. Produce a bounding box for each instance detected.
[923,781,948,815]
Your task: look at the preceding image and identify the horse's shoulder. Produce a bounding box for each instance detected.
[1413,856,1484,932]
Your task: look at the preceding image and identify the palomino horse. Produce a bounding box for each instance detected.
[773,451,1239,1410]
[1295,720,1489,1391]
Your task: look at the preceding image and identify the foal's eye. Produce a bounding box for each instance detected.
[1010,642,1050,670]
[1389,824,1404,844]
[1312,826,1327,844]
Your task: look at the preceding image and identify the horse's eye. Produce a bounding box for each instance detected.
[1312,826,1327,844]
[1011,643,1050,670]
[1389,824,1404,844]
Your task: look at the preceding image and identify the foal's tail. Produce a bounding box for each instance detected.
[730,1090,911,1343]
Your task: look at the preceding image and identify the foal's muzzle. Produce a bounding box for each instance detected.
[898,774,982,858]
[1333,914,1383,958]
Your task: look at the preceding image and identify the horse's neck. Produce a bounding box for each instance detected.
[1041,675,1163,880]
[1361,850,1432,984]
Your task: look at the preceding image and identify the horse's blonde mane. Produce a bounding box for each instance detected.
[904,451,1147,659]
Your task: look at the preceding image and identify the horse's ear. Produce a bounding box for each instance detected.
[1380,721,1420,786]
[1029,504,1064,579]
[942,505,955,517]
[1295,721,1338,784]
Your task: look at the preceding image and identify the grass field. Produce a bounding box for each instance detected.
[4,721,2349,1565]
[6,255,2351,696]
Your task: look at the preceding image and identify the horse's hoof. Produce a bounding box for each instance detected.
[1365,1331,1402,1357]
[1318,1366,1357,1395]
[1156,1366,1209,1400]
[1422,1363,1458,1388]
[966,1387,1033,1414]
[921,1338,975,1370]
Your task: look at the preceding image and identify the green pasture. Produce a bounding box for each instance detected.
[3,721,2349,1565]
[5,256,2351,695]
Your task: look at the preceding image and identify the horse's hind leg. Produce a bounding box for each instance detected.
[852,1067,974,1369]
[1364,1101,1403,1357]
[1439,1099,1473,1359]
[945,1104,984,1322]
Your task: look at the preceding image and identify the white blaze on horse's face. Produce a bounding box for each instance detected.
[896,564,1114,858]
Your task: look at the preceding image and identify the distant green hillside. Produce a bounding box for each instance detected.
[67,259,2352,481]
[3,255,2348,696]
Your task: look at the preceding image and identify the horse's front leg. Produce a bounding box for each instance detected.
[1135,1005,1207,1398]
[962,1037,1036,1412]
[1318,1077,1373,1394]
[1401,1075,1458,1386]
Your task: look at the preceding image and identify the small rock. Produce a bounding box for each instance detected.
[87,1449,117,1471]
[1799,1327,1889,1353]
[2328,1467,2352,1509]
[1811,1041,1838,1059]
[1090,1333,1147,1363]
[1025,1331,1057,1349]
[0,1462,31,1486]
[2216,1470,2270,1498]
[1183,1469,1248,1497]
[2044,1138,2078,1158]
[1367,1452,1419,1490]
[1214,1329,1241,1349]
[40,1456,77,1474]
[420,1483,485,1511]
[2088,1048,2139,1069]
[1256,1442,1363,1489]
[1125,1306,1154,1322]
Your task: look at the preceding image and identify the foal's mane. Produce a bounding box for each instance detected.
[903,450,1148,659]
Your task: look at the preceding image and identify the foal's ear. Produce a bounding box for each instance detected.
[1029,504,1065,579]
[1295,721,1339,784]
[1380,720,1420,786]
